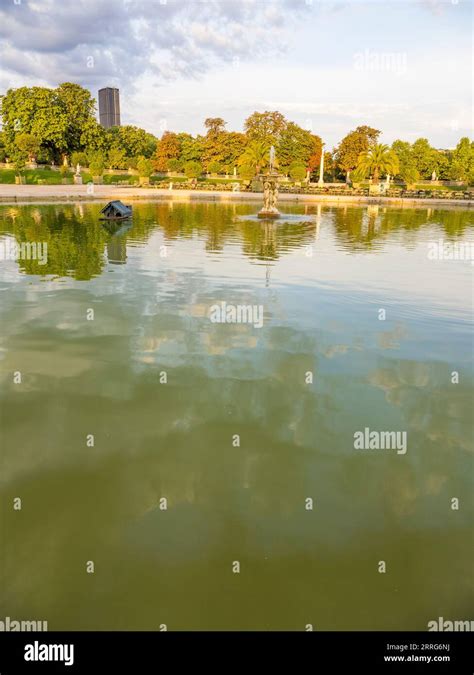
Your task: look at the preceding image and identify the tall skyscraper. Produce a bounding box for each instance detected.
[98,87,121,128]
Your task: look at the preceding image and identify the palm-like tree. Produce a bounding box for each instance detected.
[356,143,399,182]
[238,141,271,174]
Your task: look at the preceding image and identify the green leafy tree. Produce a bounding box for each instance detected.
[411,138,441,179]
[321,151,338,182]
[89,152,105,177]
[80,121,107,158]
[107,125,157,159]
[449,137,473,181]
[436,152,450,180]
[1,86,68,161]
[219,132,246,170]
[399,165,420,186]
[11,150,27,177]
[136,156,154,177]
[0,131,6,162]
[277,123,320,172]
[204,118,226,135]
[15,133,40,162]
[356,143,399,182]
[0,83,104,162]
[203,118,231,168]
[167,158,183,172]
[56,82,99,157]
[208,161,222,174]
[184,160,203,179]
[238,140,270,174]
[391,140,419,184]
[244,111,288,144]
[289,161,307,181]
[107,147,127,169]
[238,164,255,180]
[335,125,381,178]
[178,133,205,163]
[70,151,88,168]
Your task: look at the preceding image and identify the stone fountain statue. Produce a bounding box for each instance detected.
[258,146,280,219]
[73,162,83,185]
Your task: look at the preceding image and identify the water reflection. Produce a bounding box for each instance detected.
[0,201,472,630]
[0,202,472,280]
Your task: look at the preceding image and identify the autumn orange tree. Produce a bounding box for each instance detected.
[335,125,380,180]
[153,131,180,172]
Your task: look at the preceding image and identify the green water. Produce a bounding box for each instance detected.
[0,201,472,630]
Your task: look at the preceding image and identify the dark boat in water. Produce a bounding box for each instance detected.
[99,200,133,220]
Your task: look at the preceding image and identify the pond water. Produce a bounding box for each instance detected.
[0,201,472,630]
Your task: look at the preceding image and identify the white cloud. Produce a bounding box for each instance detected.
[0,0,308,89]
[0,0,470,147]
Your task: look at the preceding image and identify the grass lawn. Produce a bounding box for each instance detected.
[0,169,140,185]
[0,169,246,186]
[0,168,66,184]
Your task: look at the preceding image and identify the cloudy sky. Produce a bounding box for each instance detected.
[0,0,471,148]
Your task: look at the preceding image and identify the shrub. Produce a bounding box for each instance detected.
[15,133,40,162]
[136,156,154,177]
[107,148,127,170]
[184,161,203,179]
[208,161,221,175]
[238,164,255,180]
[167,158,183,172]
[11,151,27,175]
[89,158,105,177]
[70,152,88,168]
[289,161,307,181]
[400,165,420,186]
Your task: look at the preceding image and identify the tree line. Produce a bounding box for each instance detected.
[0,83,472,184]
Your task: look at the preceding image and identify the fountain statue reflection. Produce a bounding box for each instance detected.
[258,145,281,219]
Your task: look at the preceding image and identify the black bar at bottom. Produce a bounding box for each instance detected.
[0,631,471,673]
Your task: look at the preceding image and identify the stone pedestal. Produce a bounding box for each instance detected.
[257,207,280,219]
[74,174,83,185]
